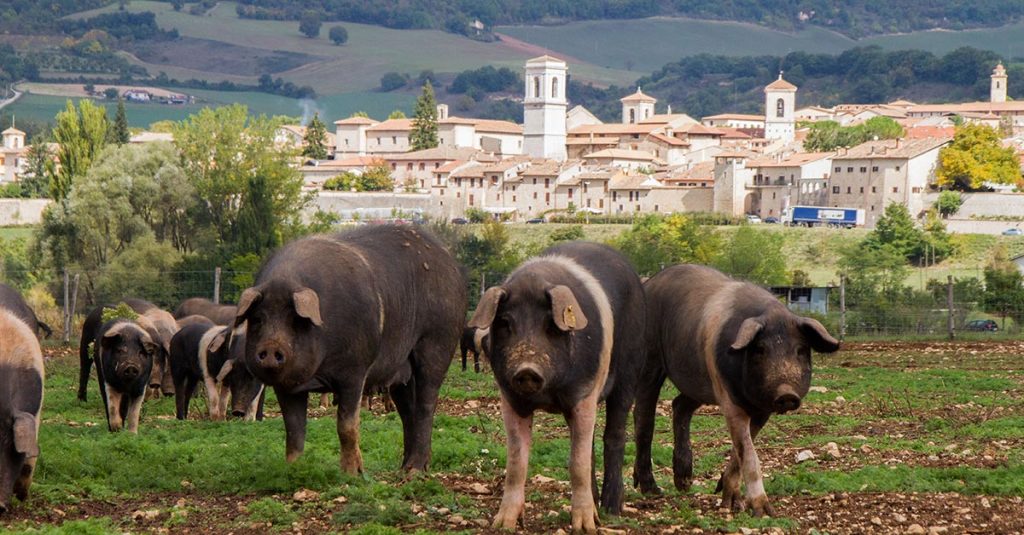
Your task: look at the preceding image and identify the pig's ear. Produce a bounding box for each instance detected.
[293,288,323,327]
[469,287,506,329]
[800,317,840,353]
[13,412,39,457]
[208,328,229,353]
[234,288,262,328]
[548,285,588,331]
[730,317,764,350]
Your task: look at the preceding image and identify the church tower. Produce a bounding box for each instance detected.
[523,55,567,161]
[620,88,656,124]
[764,73,796,143]
[992,63,1008,103]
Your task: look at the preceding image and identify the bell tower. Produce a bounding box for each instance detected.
[523,55,567,161]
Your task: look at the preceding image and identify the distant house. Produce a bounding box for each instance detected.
[123,89,151,102]
[769,286,832,315]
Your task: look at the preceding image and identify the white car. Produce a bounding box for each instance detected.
[746,214,762,224]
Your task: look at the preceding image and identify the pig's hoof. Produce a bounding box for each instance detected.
[634,476,661,496]
[492,505,523,530]
[748,495,775,517]
[721,489,744,512]
[570,504,599,534]
[673,476,692,492]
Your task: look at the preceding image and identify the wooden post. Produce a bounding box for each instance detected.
[213,267,222,304]
[947,275,955,340]
[839,274,846,341]
[62,269,70,344]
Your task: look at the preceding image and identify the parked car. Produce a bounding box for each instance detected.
[764,216,780,224]
[1002,228,1022,236]
[451,217,468,225]
[746,214,762,224]
[964,319,999,332]
[526,218,546,224]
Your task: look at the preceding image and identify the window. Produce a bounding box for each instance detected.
[345,139,350,146]
[847,167,853,173]
[441,189,445,196]
[496,193,500,201]
[534,77,540,98]
[776,98,785,118]
[835,167,841,173]
[872,166,879,172]
[872,186,877,193]
[583,183,588,193]
[391,163,397,170]
[636,204,641,212]
[846,187,851,194]
[568,188,574,199]
[545,178,550,188]
[545,192,550,203]
[859,187,864,193]
[896,166,901,171]
[912,187,921,193]
[407,163,413,171]
[512,195,516,202]
[434,163,440,169]
[870,205,875,211]
[419,163,425,171]
[533,178,537,185]
[469,194,474,206]
[772,192,776,199]
[533,192,537,199]
[832,186,840,194]
[599,199,603,208]
[860,167,867,173]
[551,77,559,98]
[629,109,636,123]
[892,187,899,193]
[613,191,618,201]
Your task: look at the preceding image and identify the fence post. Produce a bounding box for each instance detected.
[839,274,846,341]
[213,267,222,304]
[947,275,955,340]
[62,269,70,344]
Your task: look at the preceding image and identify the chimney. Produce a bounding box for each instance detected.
[436,103,449,120]
[895,138,901,149]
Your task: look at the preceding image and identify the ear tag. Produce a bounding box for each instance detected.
[563,305,577,329]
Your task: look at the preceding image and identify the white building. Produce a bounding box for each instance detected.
[0,127,28,183]
[522,55,568,161]
[992,63,1008,103]
[764,73,797,143]
[620,88,656,124]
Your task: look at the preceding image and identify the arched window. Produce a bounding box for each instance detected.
[534,77,541,98]
[551,77,559,98]
[629,109,636,123]
[776,98,785,118]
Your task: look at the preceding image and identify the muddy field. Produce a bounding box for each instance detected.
[2,340,1023,534]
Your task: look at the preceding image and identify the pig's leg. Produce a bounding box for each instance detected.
[77,346,92,402]
[600,386,632,515]
[203,374,221,421]
[672,394,702,491]
[13,457,36,501]
[161,355,176,397]
[632,360,667,495]
[493,392,532,530]
[460,342,468,371]
[104,385,123,432]
[178,376,199,420]
[126,392,145,434]
[403,339,450,472]
[568,396,600,533]
[335,385,365,476]
[277,388,309,462]
[319,393,331,409]
[716,412,769,495]
[389,376,417,467]
[720,405,773,516]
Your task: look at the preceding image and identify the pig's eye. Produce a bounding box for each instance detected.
[494,315,512,332]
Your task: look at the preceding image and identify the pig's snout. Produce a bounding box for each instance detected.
[118,363,141,380]
[511,365,545,395]
[773,385,801,413]
[232,409,245,418]
[255,345,287,370]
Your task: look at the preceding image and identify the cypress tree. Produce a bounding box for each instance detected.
[410,82,439,151]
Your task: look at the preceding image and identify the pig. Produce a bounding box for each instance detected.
[0,283,52,340]
[78,299,178,402]
[169,322,265,421]
[459,326,488,372]
[94,319,159,433]
[234,225,466,475]
[176,314,216,329]
[0,309,44,514]
[469,241,645,533]
[174,298,237,326]
[632,264,840,516]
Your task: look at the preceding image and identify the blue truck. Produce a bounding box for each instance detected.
[782,206,865,228]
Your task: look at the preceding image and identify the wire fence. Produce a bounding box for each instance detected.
[2,268,1022,344]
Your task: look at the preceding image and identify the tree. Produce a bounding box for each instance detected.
[302,112,329,160]
[328,25,348,45]
[713,226,788,285]
[937,123,1020,190]
[299,10,321,38]
[49,99,109,201]
[614,214,720,276]
[804,117,904,151]
[103,87,119,100]
[410,82,439,151]
[862,203,951,265]
[388,109,407,119]
[549,225,584,244]
[111,98,130,145]
[380,72,407,92]
[358,161,394,191]
[934,190,964,217]
[982,247,1024,328]
[172,105,306,259]
[21,139,53,198]
[231,173,280,256]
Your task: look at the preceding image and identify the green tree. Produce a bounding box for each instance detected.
[937,123,1020,190]
[860,116,905,140]
[804,117,903,151]
[380,72,407,92]
[613,214,720,276]
[982,247,1024,327]
[49,99,109,201]
[862,203,923,261]
[328,25,348,45]
[350,111,370,118]
[21,139,53,198]
[172,104,306,258]
[713,226,788,285]
[301,112,329,160]
[299,10,321,38]
[111,98,130,145]
[410,82,439,151]
[549,225,584,244]
[934,190,964,217]
[232,173,280,256]
[388,109,407,119]
[357,161,394,191]
[102,87,119,100]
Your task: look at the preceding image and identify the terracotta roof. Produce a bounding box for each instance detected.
[609,173,659,190]
[583,148,658,161]
[366,118,413,132]
[2,127,25,136]
[639,113,697,125]
[435,160,466,173]
[909,101,1024,114]
[384,145,493,161]
[620,88,657,103]
[521,159,581,177]
[526,55,566,65]
[677,123,724,136]
[662,161,715,182]
[714,127,753,139]
[473,119,523,134]
[648,132,689,147]
[568,123,659,136]
[832,138,950,160]
[480,158,532,173]
[765,74,797,91]
[748,152,833,168]
[450,163,485,179]
[565,136,619,145]
[905,126,956,139]
[702,113,765,122]
[888,99,917,107]
[334,116,377,126]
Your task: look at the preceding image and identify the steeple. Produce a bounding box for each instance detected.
[991,62,1008,103]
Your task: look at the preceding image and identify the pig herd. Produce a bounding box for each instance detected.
[0,224,840,532]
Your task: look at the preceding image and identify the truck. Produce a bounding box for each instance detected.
[782,206,865,228]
